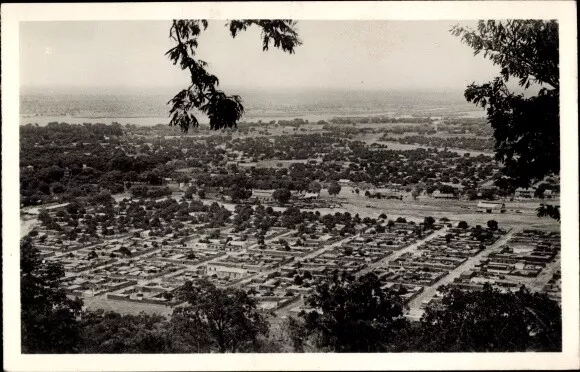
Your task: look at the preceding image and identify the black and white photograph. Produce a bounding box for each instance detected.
[2,1,578,371]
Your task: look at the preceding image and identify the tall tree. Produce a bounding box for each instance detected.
[327,181,342,196]
[308,181,322,194]
[174,279,269,353]
[79,310,171,353]
[412,285,562,352]
[452,20,560,220]
[21,237,84,353]
[272,188,292,204]
[229,184,253,202]
[297,272,407,352]
[167,20,301,131]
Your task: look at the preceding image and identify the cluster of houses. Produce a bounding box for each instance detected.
[143,243,227,266]
[247,237,323,257]
[91,259,183,281]
[63,276,137,298]
[357,222,437,249]
[204,251,295,283]
[50,251,117,274]
[375,252,457,287]
[364,187,405,200]
[298,253,365,275]
[476,201,506,214]
[249,189,340,209]
[39,237,136,274]
[62,257,184,301]
[35,199,450,312]
[483,229,558,276]
[446,230,561,293]
[72,232,301,305]
[45,234,188,275]
[371,227,505,305]
[244,271,313,312]
[313,220,437,269]
[32,228,100,254]
[313,244,393,271]
[419,227,503,258]
[106,278,182,305]
[514,187,557,199]
[28,193,561,318]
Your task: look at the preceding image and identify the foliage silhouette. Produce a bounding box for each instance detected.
[167,20,301,131]
[298,272,407,352]
[453,20,560,219]
[411,284,562,352]
[21,237,84,353]
[174,279,269,352]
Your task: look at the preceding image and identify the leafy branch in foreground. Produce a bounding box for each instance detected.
[452,20,559,189]
[452,20,560,222]
[167,20,301,132]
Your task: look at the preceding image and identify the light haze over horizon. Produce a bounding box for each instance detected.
[20,20,502,94]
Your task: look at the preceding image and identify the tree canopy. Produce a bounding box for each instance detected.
[286,277,561,353]
[79,310,172,353]
[273,188,292,204]
[173,279,269,352]
[167,20,301,132]
[452,21,559,187]
[327,181,342,196]
[409,285,562,352]
[297,272,407,352]
[21,237,83,353]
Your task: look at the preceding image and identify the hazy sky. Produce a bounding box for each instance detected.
[20,20,501,92]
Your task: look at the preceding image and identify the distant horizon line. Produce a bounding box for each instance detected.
[21,85,471,94]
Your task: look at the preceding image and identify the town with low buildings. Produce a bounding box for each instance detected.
[11,14,571,360]
[23,186,561,321]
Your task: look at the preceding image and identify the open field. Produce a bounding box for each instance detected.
[320,187,560,230]
[82,295,173,317]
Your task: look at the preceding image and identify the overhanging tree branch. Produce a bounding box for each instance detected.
[167,19,302,132]
[453,20,560,221]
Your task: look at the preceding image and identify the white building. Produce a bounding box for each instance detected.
[477,201,506,213]
[515,187,535,199]
[206,264,248,279]
[432,190,456,199]
[252,189,275,202]
[302,192,319,200]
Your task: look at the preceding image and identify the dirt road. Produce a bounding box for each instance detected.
[405,227,519,320]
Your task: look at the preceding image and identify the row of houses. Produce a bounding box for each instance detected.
[251,189,320,203]
[441,230,561,297]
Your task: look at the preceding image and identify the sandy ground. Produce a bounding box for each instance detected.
[20,218,40,238]
[361,138,495,157]
[82,296,173,317]
[323,187,560,231]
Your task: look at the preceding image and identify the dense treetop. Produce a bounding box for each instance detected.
[453,20,559,188]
